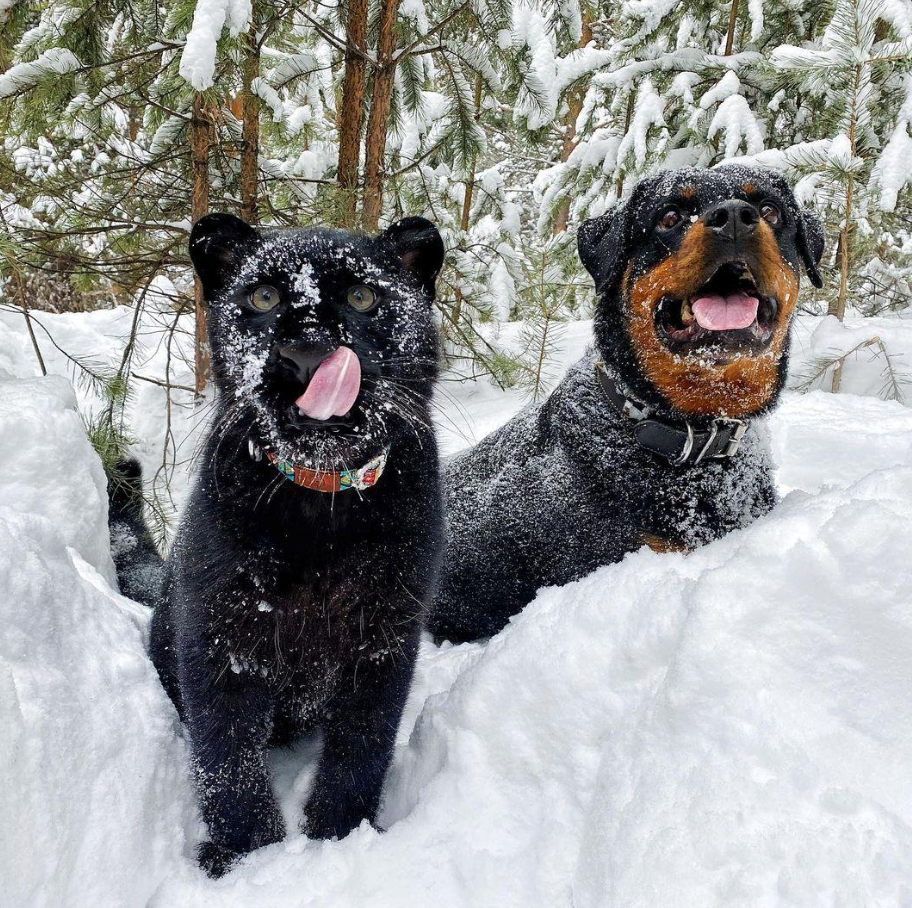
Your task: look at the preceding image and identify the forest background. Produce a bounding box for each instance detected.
[1,0,911,478]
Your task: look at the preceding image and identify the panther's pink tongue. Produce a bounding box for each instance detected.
[692,291,759,331]
[295,347,361,420]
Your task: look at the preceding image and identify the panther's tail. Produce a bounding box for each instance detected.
[107,458,165,607]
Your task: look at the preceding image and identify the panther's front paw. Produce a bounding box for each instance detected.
[197,841,242,878]
[302,797,375,841]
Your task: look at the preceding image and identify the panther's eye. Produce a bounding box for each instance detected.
[760,202,780,226]
[347,285,377,313]
[657,207,682,231]
[250,285,280,312]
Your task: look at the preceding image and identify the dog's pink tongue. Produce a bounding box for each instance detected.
[692,291,759,331]
[295,347,361,420]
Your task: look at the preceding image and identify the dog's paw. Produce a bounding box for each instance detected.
[196,841,241,879]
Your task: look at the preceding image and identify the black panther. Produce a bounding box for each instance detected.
[108,213,445,876]
[428,165,824,643]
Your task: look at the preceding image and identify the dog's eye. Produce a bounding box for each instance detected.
[250,285,280,312]
[656,208,682,231]
[347,285,377,313]
[760,202,780,226]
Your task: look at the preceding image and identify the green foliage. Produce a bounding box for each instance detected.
[1,0,910,445]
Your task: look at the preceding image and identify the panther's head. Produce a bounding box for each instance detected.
[190,214,444,467]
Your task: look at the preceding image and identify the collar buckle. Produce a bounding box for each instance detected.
[692,417,747,464]
[714,418,747,459]
[690,420,716,465]
[673,422,695,466]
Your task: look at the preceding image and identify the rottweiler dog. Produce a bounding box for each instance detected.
[428,165,824,642]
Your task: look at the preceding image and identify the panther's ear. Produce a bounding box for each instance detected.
[382,216,445,299]
[189,213,259,299]
[577,204,629,297]
[796,206,825,289]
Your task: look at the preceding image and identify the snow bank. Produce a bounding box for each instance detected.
[572,468,912,906]
[1,307,912,906]
[0,376,115,581]
[0,303,202,522]
[789,314,912,400]
[0,373,196,908]
[147,466,912,908]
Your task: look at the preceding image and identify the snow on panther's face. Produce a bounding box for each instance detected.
[189,214,443,467]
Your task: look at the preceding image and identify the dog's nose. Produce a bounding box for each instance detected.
[702,199,759,242]
[277,344,333,385]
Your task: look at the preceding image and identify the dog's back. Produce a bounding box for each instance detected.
[429,355,633,642]
[429,350,779,643]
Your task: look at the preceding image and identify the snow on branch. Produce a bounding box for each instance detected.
[0,48,80,99]
[700,71,741,110]
[616,79,666,168]
[0,0,20,23]
[707,95,763,158]
[872,74,912,212]
[511,5,559,129]
[178,0,252,91]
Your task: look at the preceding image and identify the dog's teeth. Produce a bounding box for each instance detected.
[681,299,695,325]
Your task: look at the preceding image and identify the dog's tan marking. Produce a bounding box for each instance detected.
[741,182,756,195]
[624,220,799,418]
[640,533,690,554]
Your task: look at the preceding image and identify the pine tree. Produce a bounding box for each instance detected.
[769,0,912,319]
[2,0,911,418]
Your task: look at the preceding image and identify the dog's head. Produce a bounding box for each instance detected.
[579,165,824,418]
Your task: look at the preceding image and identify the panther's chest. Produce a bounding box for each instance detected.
[208,558,405,695]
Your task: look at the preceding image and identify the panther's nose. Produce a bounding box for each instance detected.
[277,344,333,386]
[702,199,759,242]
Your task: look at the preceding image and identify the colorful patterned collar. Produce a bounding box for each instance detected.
[248,440,390,493]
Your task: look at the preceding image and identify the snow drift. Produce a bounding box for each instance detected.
[1,307,912,906]
[0,375,196,908]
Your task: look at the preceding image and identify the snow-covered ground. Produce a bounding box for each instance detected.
[2,304,912,907]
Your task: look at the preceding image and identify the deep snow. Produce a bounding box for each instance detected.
[2,303,912,907]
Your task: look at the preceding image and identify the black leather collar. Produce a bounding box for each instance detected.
[595,362,748,466]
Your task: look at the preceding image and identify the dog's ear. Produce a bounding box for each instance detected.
[189,213,259,299]
[577,204,629,297]
[382,216,445,299]
[796,206,825,289]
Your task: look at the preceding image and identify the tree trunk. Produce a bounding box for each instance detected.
[239,3,260,223]
[553,17,593,234]
[614,91,635,198]
[830,65,861,324]
[361,0,401,231]
[830,63,862,393]
[451,73,485,325]
[13,271,47,375]
[460,74,484,232]
[724,0,740,55]
[336,0,369,226]
[191,93,212,397]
